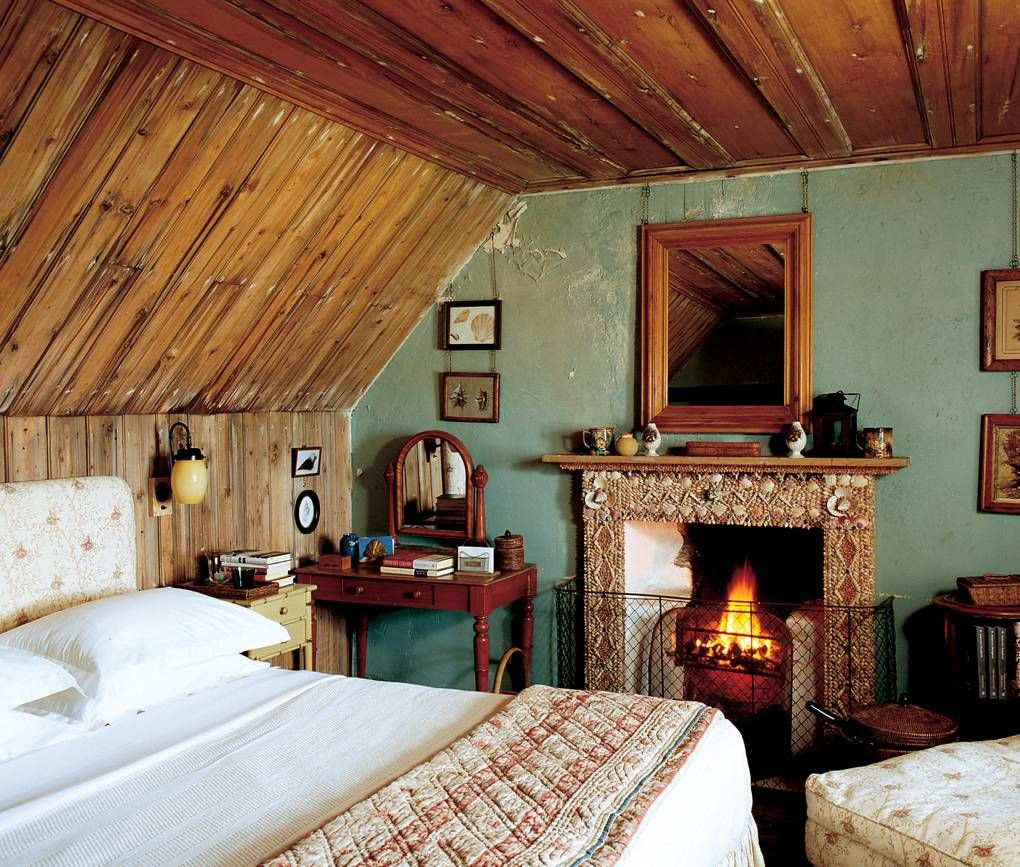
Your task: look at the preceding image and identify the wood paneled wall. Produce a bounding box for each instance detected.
[0,411,352,670]
[0,0,511,418]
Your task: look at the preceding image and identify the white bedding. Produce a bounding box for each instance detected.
[0,670,758,866]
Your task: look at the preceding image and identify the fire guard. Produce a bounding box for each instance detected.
[555,579,896,787]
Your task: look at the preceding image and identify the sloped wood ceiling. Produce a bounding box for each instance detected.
[0,0,511,416]
[52,0,1020,192]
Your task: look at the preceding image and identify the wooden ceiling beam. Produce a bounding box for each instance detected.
[53,0,531,192]
[477,0,732,168]
[979,0,1020,140]
[682,0,852,158]
[895,0,979,148]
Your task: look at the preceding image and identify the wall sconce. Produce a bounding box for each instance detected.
[169,422,208,504]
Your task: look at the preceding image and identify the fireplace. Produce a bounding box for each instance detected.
[545,452,907,783]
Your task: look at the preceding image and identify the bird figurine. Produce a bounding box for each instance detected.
[785,421,807,458]
[642,423,662,457]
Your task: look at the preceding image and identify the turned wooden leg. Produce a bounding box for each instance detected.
[519,597,534,689]
[474,614,490,692]
[357,610,368,678]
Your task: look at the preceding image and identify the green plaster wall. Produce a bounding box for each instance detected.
[351,155,1019,694]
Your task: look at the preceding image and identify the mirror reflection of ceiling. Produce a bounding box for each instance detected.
[666,244,785,376]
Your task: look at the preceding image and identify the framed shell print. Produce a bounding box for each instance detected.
[981,269,1020,370]
[442,300,501,350]
[441,372,500,423]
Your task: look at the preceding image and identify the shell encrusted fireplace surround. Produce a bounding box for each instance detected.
[543,454,909,704]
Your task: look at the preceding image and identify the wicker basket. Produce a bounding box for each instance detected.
[495,530,525,571]
[957,574,1020,606]
[852,701,958,762]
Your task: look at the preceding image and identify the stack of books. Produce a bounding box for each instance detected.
[221,550,295,587]
[971,622,1020,700]
[434,495,467,528]
[380,546,456,578]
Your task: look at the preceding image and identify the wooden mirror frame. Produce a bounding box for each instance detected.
[385,430,486,541]
[641,213,812,433]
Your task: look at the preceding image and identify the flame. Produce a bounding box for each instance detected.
[692,560,777,669]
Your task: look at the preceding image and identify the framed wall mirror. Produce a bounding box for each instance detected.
[641,213,812,433]
[386,430,485,541]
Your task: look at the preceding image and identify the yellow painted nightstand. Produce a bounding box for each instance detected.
[233,583,317,670]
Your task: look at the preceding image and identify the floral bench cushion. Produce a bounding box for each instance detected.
[0,477,136,633]
[806,736,1020,866]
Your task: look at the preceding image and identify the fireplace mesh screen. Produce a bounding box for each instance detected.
[555,579,896,787]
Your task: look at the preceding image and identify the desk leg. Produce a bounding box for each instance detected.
[473,614,490,692]
[356,611,368,678]
[517,597,534,689]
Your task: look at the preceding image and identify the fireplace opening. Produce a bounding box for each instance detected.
[685,524,824,609]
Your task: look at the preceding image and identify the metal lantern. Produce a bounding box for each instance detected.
[810,392,861,457]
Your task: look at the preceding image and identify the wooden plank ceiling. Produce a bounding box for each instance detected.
[50,0,1020,193]
[0,0,510,416]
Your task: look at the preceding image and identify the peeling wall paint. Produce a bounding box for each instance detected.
[352,154,1019,694]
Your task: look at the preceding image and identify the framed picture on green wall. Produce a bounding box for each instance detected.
[981,269,1020,371]
[979,414,1020,514]
[441,372,500,423]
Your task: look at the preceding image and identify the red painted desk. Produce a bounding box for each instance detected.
[293,562,537,692]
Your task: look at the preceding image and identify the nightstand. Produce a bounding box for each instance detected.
[233,583,317,670]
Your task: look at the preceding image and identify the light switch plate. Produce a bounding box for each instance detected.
[148,477,173,517]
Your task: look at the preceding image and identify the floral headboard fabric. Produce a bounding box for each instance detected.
[0,477,136,632]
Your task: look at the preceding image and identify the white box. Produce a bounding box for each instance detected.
[457,545,494,572]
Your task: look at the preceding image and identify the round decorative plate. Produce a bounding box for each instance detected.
[294,489,320,534]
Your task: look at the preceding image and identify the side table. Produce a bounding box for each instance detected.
[932,592,1020,738]
[293,563,536,691]
[184,581,316,670]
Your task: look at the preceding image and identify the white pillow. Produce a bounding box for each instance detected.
[0,646,80,710]
[27,653,269,724]
[0,587,288,696]
[0,709,85,763]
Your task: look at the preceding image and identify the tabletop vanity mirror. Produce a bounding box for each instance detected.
[385,430,487,542]
[641,213,812,433]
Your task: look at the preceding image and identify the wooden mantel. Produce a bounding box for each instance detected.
[541,454,910,475]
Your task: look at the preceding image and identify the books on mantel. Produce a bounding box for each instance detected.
[380,545,456,578]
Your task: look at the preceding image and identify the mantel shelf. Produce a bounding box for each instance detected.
[541,454,910,475]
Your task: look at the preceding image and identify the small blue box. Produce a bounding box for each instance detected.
[357,534,395,563]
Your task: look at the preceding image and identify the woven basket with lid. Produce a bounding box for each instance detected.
[852,701,958,761]
[495,530,525,571]
[957,574,1020,606]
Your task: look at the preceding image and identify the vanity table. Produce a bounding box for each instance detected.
[303,429,535,691]
[292,562,536,692]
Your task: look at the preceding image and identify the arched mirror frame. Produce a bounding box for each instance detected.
[641,213,812,433]
[386,430,483,542]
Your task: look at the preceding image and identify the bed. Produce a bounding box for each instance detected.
[0,477,764,866]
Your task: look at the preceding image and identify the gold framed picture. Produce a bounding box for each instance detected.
[441,372,500,423]
[981,269,1020,370]
[978,413,1020,514]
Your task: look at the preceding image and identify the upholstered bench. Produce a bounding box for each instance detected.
[805,735,1020,866]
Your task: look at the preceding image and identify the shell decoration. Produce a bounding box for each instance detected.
[470,312,495,343]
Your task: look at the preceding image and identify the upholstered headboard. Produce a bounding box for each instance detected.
[0,476,137,632]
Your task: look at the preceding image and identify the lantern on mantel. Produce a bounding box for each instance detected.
[810,392,862,457]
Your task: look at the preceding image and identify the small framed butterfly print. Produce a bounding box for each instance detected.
[442,300,501,350]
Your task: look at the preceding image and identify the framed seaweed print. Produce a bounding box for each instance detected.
[979,414,1020,514]
[441,372,500,423]
[981,269,1020,370]
[442,300,501,350]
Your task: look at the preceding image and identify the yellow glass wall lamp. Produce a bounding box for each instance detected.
[169,422,208,504]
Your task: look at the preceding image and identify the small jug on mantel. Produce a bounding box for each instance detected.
[615,432,639,457]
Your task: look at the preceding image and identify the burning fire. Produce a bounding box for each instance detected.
[690,561,778,671]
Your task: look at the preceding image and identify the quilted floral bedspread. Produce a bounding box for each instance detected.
[263,685,717,867]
